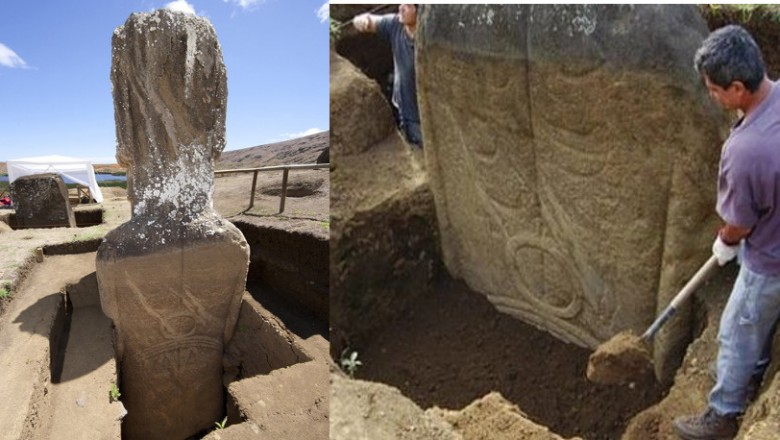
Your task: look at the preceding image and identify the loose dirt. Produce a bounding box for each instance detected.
[356,275,667,440]
[432,392,582,440]
[586,330,653,386]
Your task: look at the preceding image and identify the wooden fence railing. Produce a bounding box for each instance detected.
[214,163,330,213]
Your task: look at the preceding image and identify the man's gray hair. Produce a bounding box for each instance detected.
[694,25,765,93]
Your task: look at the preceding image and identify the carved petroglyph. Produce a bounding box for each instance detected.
[124,276,224,339]
[418,5,724,356]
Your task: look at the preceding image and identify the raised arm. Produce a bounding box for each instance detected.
[353,13,380,33]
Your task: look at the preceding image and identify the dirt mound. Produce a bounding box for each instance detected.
[330,131,437,358]
[259,176,324,197]
[432,392,582,440]
[330,48,394,157]
[331,373,460,440]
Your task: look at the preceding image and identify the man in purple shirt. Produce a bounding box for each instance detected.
[674,25,780,440]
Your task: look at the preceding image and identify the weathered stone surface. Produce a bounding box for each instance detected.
[330,48,394,157]
[98,9,248,440]
[10,173,75,229]
[417,5,727,382]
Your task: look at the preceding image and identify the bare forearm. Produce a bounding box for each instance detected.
[719,223,751,245]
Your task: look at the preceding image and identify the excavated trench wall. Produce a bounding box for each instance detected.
[2,206,104,229]
[233,220,329,321]
[417,4,728,383]
[14,217,324,439]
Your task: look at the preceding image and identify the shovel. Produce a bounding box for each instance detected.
[587,255,720,385]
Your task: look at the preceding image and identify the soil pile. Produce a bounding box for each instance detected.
[330,48,394,157]
[433,392,582,440]
[586,331,653,386]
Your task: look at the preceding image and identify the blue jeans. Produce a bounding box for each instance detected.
[400,119,422,147]
[709,263,780,415]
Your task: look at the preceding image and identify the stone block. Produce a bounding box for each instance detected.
[10,173,76,229]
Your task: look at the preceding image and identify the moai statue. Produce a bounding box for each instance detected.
[97,9,249,439]
[10,173,76,229]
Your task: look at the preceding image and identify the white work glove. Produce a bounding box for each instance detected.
[712,236,739,266]
[353,14,371,32]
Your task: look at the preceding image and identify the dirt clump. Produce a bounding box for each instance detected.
[432,392,582,440]
[587,330,653,386]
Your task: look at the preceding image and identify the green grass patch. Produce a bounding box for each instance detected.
[700,4,780,23]
[96,180,127,189]
[71,230,105,242]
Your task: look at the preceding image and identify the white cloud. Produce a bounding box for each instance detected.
[164,0,196,15]
[0,43,28,69]
[281,128,323,140]
[316,2,329,23]
[223,0,263,10]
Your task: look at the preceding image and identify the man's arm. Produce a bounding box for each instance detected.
[719,223,751,245]
[353,13,380,33]
[712,222,751,266]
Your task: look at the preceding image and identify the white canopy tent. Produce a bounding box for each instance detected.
[7,155,104,203]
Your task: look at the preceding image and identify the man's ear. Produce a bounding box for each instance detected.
[729,80,749,95]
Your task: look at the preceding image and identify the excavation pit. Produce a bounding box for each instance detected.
[348,275,670,440]
[0,205,104,230]
[1,217,329,440]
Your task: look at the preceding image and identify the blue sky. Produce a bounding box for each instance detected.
[0,0,329,163]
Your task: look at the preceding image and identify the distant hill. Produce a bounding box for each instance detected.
[0,131,329,175]
[216,131,329,170]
